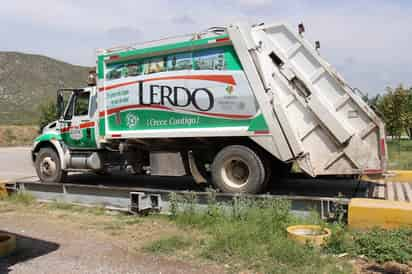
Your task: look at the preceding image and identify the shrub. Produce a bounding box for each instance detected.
[166,193,348,273]
[324,224,351,254]
[38,99,58,131]
[351,228,412,263]
[4,192,35,205]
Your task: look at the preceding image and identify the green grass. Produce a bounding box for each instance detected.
[387,139,412,170]
[350,228,412,263]
[47,200,107,215]
[325,227,412,264]
[4,191,410,272]
[1,192,36,205]
[155,194,351,273]
[147,193,412,273]
[144,235,191,254]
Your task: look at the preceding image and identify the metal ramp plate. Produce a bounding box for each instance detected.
[369,181,412,202]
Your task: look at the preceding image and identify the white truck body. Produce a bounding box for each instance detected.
[32,22,387,193]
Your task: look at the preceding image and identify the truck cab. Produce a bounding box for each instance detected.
[58,87,98,150]
[32,74,106,183]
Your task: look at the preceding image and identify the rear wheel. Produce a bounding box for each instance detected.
[35,148,66,183]
[211,145,266,193]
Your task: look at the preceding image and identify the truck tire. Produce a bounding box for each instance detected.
[211,145,266,193]
[35,148,67,183]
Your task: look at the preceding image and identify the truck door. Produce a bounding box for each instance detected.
[61,91,97,149]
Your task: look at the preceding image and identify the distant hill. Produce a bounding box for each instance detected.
[0,52,90,125]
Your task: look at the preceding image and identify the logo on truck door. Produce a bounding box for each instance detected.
[69,126,83,140]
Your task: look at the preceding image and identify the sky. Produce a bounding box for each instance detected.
[0,0,411,96]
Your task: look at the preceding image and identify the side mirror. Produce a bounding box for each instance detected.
[56,93,65,118]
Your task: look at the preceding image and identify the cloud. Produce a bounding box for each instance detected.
[0,0,411,94]
[106,27,143,45]
[236,0,273,8]
[171,15,196,25]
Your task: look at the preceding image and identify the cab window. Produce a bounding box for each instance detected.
[193,48,226,70]
[74,92,90,116]
[143,57,166,74]
[64,94,75,120]
[106,65,123,80]
[126,63,141,77]
[166,53,192,71]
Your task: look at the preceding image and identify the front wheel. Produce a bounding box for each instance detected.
[211,145,266,194]
[35,148,67,183]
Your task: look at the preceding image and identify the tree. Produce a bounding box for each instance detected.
[362,93,380,108]
[376,85,411,140]
[405,87,412,139]
[38,99,58,131]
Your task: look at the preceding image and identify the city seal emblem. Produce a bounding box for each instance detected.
[126,113,139,128]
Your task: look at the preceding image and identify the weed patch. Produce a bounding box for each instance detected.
[2,192,35,205]
[144,235,191,254]
[0,125,38,146]
[387,140,412,170]
[351,228,412,263]
[165,193,349,273]
[47,201,106,216]
[325,226,412,264]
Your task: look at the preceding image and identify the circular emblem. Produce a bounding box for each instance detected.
[126,113,139,128]
[70,126,83,140]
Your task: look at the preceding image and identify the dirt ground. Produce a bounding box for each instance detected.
[352,258,412,274]
[0,126,38,147]
[0,202,224,274]
[2,201,412,274]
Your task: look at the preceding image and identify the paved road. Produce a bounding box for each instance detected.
[0,146,370,198]
[0,147,35,182]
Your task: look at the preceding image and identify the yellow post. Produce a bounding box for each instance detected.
[362,170,412,183]
[348,198,412,229]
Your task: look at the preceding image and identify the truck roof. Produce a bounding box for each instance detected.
[98,27,229,58]
[96,27,231,80]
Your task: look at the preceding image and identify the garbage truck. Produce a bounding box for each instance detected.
[31,22,387,193]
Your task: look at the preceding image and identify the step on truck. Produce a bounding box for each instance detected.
[32,22,387,193]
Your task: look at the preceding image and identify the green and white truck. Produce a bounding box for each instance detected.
[32,22,387,193]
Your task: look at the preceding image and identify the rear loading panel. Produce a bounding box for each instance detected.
[228,23,386,176]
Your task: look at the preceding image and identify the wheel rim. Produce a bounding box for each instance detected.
[221,157,250,189]
[40,156,57,178]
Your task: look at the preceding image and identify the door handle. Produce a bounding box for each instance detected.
[86,128,91,138]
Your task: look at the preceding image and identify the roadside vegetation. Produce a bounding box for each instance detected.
[387,139,412,170]
[153,193,350,273]
[2,191,412,273]
[145,192,412,273]
[0,99,61,146]
[0,125,38,146]
[363,84,412,170]
[38,100,58,131]
[364,85,412,141]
